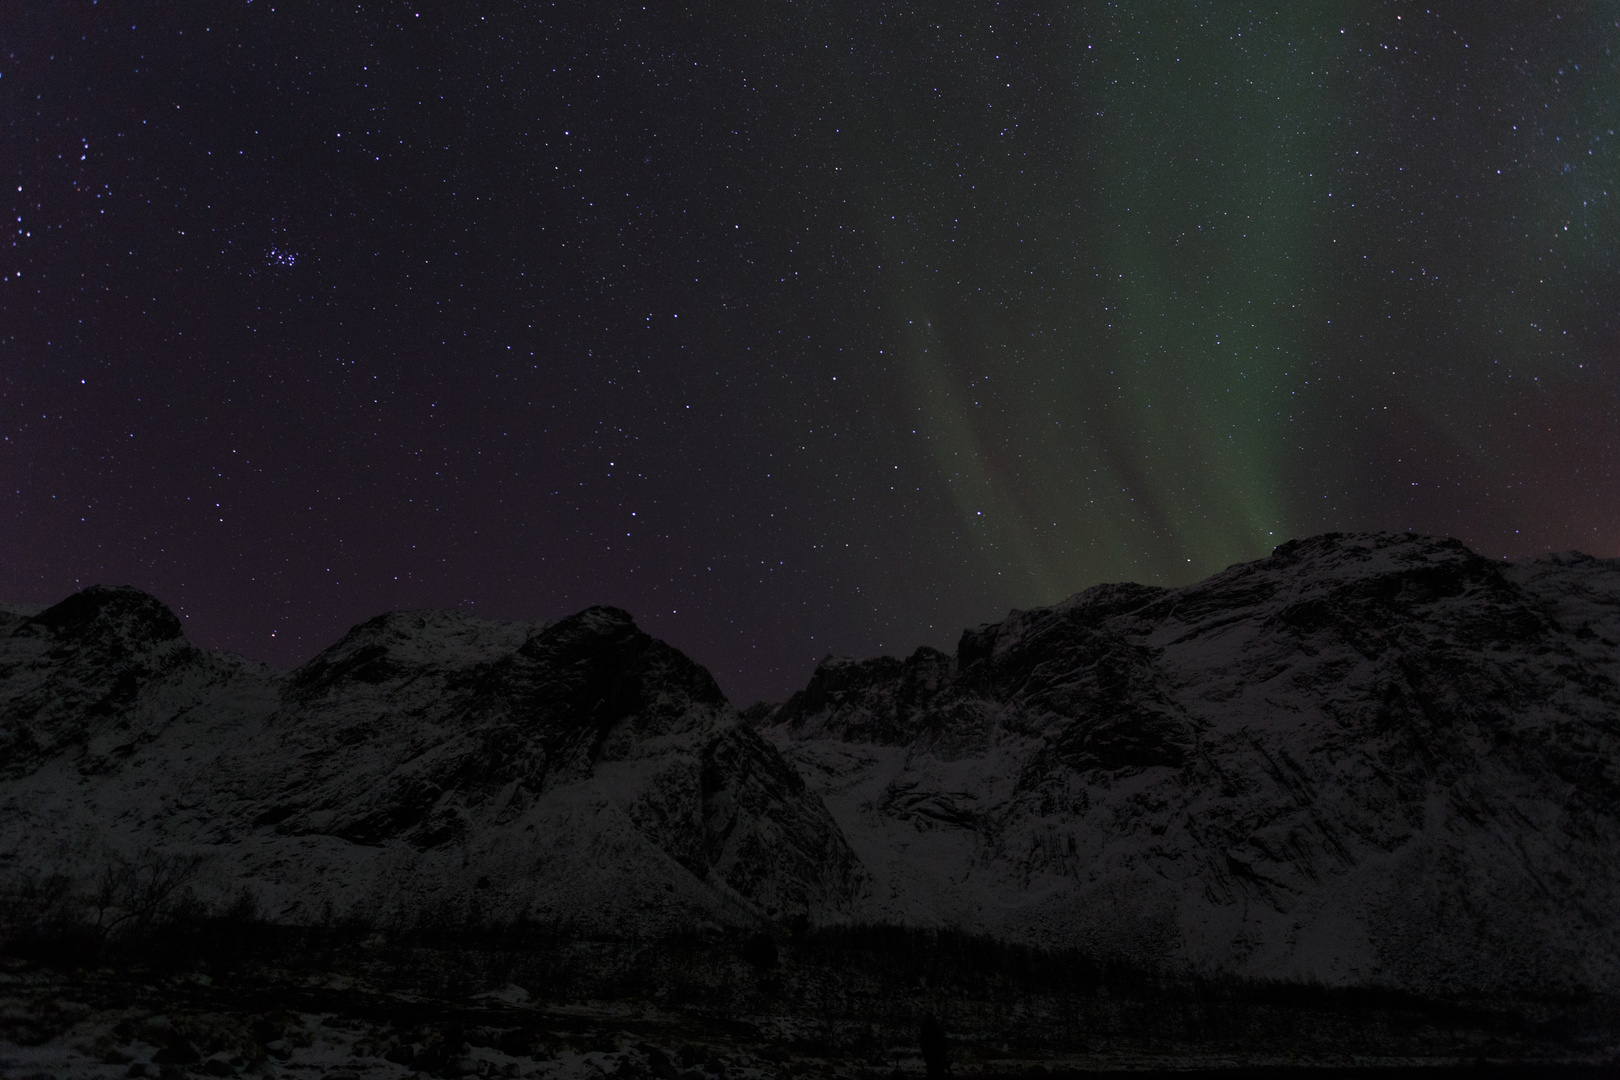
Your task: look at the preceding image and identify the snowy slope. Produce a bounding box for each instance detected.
[0,592,860,938]
[750,532,1620,995]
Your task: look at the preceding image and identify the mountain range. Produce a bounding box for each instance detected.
[3,531,1616,999]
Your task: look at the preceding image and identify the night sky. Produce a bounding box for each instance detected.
[4,3,1617,704]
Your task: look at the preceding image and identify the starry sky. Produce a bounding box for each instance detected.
[4,3,1617,703]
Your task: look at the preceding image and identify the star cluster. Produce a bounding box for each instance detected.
[3,3,1616,702]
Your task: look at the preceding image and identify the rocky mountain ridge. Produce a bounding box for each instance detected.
[0,595,860,940]
[2,531,1618,998]
[750,532,1620,995]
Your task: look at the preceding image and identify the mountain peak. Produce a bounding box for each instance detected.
[22,584,184,647]
[288,607,531,695]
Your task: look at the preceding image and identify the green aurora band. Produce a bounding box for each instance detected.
[814,2,1615,608]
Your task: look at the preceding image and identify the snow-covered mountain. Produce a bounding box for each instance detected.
[2,531,1618,998]
[0,595,860,937]
[749,531,1620,995]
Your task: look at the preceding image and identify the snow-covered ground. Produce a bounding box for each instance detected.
[3,938,1609,1079]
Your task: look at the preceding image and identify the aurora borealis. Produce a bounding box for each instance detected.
[857,4,1616,600]
[4,4,1617,701]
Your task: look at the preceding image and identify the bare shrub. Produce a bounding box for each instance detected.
[89,849,205,942]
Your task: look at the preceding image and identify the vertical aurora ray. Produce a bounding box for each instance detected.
[861,5,1355,597]
[1083,6,1349,566]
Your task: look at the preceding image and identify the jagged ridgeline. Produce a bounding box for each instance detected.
[2,532,1619,1000]
[0,595,861,940]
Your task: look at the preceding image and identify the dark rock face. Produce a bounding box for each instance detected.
[0,586,244,780]
[758,646,953,745]
[273,605,731,848]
